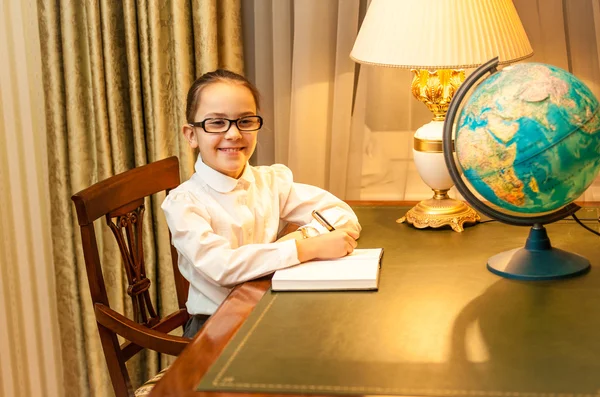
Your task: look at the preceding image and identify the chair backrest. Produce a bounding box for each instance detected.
[71,156,190,397]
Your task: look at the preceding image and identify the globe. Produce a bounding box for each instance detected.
[443,58,600,281]
[455,62,600,214]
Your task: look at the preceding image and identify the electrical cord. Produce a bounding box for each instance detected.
[571,213,600,237]
[471,215,600,236]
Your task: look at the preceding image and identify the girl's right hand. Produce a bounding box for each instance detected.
[296,230,358,263]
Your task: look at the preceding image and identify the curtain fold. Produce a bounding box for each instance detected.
[0,0,63,395]
[328,0,361,196]
[37,1,244,395]
[244,0,362,197]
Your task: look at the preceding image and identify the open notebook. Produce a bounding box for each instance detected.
[271,248,384,291]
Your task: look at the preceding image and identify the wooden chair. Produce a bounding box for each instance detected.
[71,156,191,397]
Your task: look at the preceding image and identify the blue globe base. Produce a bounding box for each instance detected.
[487,226,590,281]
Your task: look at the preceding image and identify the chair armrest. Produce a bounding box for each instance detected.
[120,309,190,361]
[94,303,190,356]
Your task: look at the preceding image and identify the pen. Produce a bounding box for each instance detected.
[311,210,335,232]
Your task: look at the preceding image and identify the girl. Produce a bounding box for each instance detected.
[162,69,361,337]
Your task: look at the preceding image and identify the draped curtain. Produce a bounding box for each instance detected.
[37,1,243,395]
[0,0,62,396]
[244,0,600,202]
[243,0,365,198]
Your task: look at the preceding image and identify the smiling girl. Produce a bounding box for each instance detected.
[162,69,361,337]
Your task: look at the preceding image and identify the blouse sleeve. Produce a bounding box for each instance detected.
[272,164,362,236]
[162,191,300,289]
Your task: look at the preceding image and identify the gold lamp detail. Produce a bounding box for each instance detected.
[350,0,533,232]
[403,69,475,231]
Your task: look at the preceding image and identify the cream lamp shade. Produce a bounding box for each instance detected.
[350,0,533,69]
[350,0,533,232]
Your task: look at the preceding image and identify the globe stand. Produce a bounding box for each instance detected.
[487,224,590,281]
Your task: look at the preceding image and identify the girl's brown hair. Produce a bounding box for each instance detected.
[185,69,261,123]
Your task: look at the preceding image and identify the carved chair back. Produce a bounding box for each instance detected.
[71,156,190,397]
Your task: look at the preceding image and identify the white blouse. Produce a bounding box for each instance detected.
[161,157,361,315]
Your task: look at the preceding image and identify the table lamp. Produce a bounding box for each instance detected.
[350,0,533,232]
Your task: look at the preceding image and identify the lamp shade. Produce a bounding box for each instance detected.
[350,0,533,69]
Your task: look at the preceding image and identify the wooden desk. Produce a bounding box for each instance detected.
[149,203,600,397]
[148,277,272,397]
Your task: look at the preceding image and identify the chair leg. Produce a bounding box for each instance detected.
[97,324,134,397]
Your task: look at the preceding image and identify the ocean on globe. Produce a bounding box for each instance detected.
[455,62,600,214]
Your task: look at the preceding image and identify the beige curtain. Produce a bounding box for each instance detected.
[0,0,63,396]
[245,0,600,202]
[37,0,243,396]
[243,0,364,198]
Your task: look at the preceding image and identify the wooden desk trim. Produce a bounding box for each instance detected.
[148,201,599,397]
[148,278,270,397]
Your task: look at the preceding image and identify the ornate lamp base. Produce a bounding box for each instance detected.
[397,191,480,232]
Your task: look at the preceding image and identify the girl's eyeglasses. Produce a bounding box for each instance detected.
[188,115,263,133]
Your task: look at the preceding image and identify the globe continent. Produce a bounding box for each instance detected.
[456,62,600,214]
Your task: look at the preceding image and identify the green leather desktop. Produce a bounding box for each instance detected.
[197,206,600,397]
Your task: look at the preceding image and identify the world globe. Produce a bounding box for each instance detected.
[443,58,600,281]
[455,62,600,214]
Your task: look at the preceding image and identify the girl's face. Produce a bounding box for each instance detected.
[183,81,259,179]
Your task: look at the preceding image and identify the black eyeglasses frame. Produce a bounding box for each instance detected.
[188,115,263,133]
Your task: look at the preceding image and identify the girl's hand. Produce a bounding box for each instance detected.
[295,230,358,263]
[332,227,360,240]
